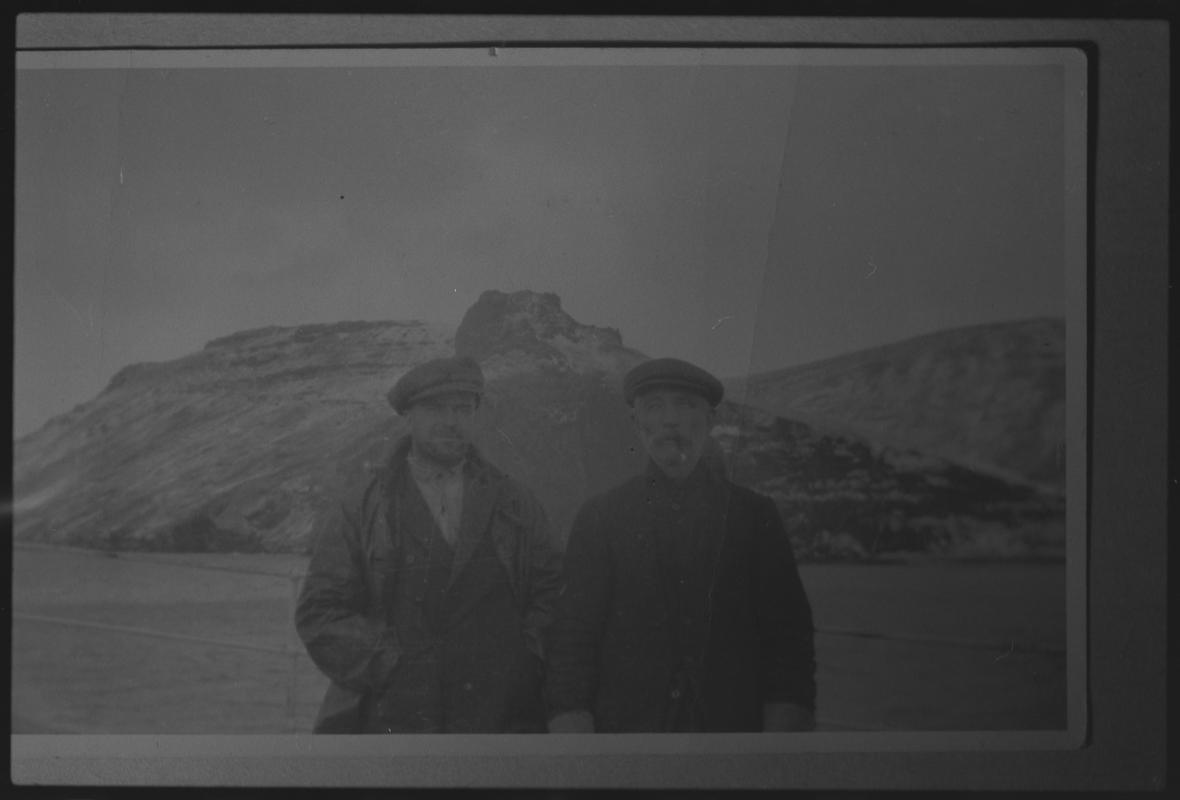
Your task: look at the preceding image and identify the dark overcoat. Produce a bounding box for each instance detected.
[295,438,561,733]
[544,461,816,732]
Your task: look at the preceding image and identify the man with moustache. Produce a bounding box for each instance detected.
[545,357,817,733]
[297,355,561,733]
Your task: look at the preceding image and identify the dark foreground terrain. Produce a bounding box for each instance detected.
[12,546,1067,733]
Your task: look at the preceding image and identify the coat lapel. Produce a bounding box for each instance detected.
[381,441,437,553]
[394,470,437,552]
[447,466,499,588]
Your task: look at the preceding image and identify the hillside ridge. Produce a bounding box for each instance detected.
[13,293,1066,561]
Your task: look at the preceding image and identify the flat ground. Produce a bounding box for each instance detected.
[11,547,1067,733]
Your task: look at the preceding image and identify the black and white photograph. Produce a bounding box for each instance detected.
[8,13,1166,792]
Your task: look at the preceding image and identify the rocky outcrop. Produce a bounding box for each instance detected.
[452,290,648,538]
[455,290,639,374]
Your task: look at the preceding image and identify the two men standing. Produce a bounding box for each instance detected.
[297,354,815,734]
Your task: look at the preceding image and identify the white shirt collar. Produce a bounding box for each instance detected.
[407,449,465,484]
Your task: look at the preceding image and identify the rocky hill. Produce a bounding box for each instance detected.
[713,404,1063,561]
[12,291,1066,560]
[12,319,457,553]
[725,318,1067,492]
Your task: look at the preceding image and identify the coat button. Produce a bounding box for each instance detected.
[464,682,474,691]
[670,689,681,700]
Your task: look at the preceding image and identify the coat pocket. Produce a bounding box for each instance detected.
[313,682,366,734]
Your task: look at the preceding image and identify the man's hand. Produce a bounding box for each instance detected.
[547,710,596,733]
[762,702,815,732]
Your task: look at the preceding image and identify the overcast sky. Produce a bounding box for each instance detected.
[14,50,1072,436]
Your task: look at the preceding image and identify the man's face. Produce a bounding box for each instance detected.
[631,387,715,481]
[406,391,480,467]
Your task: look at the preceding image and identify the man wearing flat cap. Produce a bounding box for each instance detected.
[545,357,817,733]
[297,355,561,733]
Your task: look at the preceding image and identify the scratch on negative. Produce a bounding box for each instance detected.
[48,283,89,330]
[496,428,514,447]
[866,260,878,278]
[993,641,1016,662]
[711,315,734,331]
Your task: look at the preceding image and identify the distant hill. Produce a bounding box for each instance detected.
[724,318,1067,492]
[12,292,1065,561]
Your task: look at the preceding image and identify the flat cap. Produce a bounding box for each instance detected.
[387,356,484,414]
[623,357,724,407]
